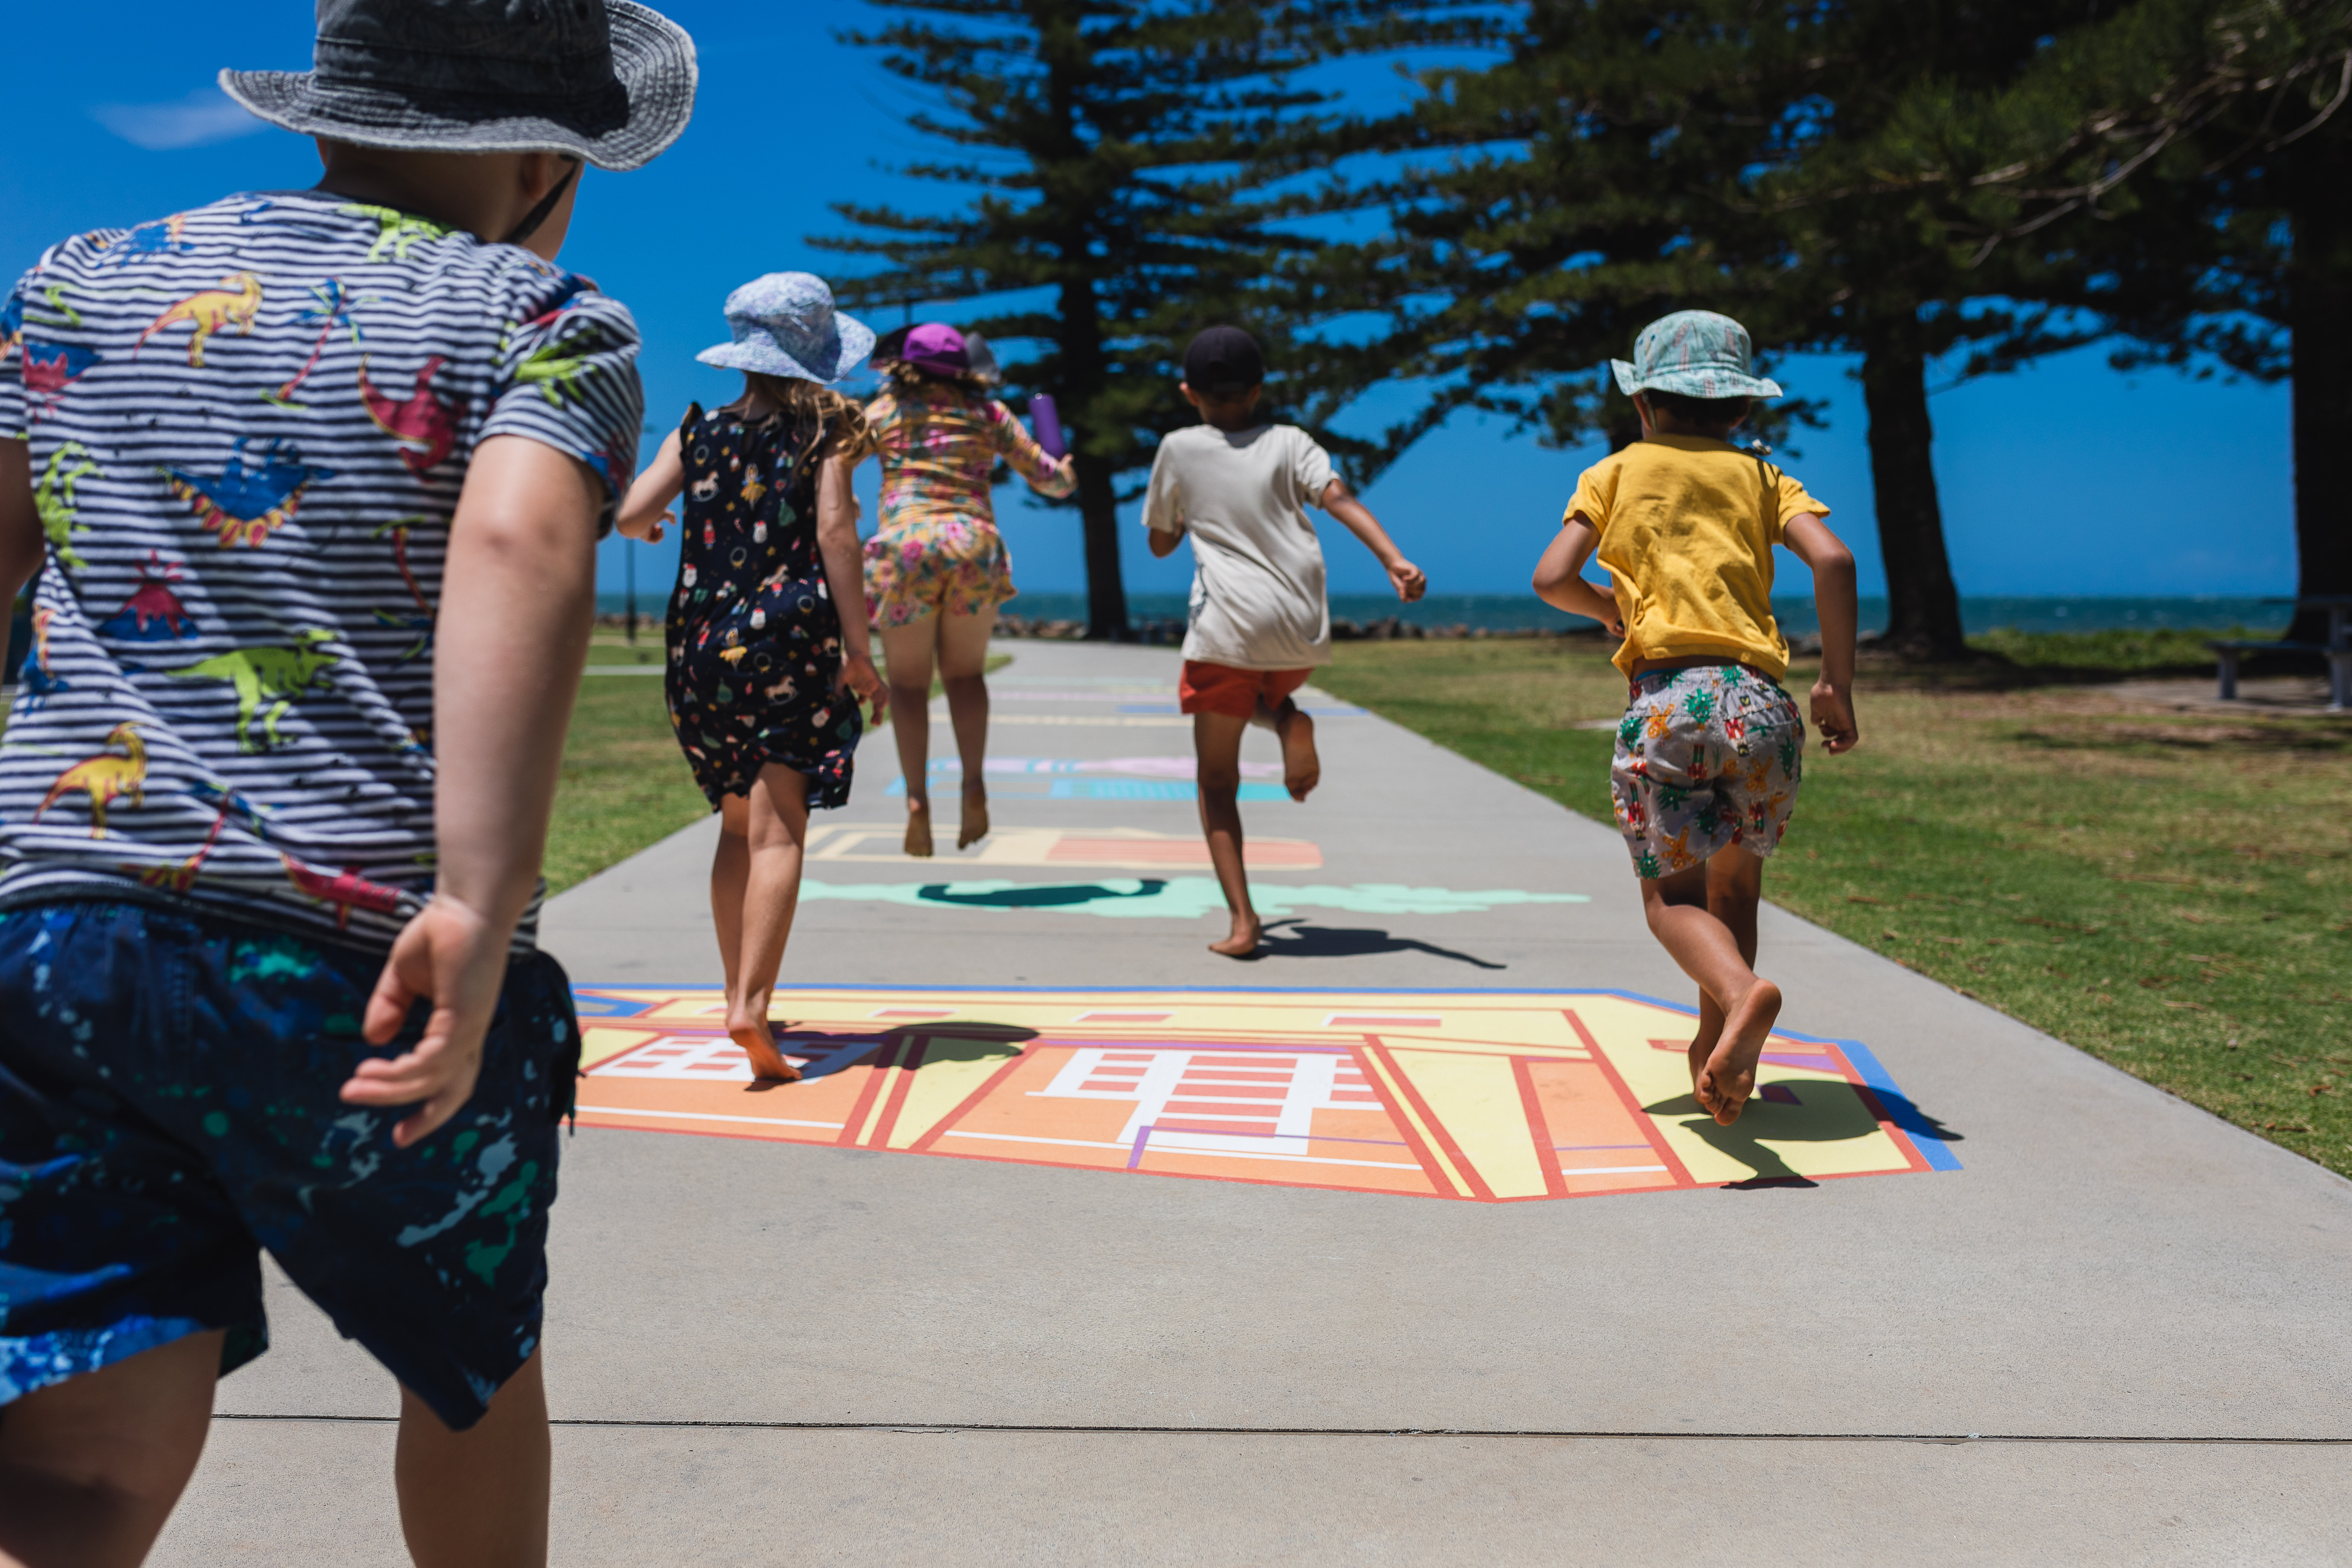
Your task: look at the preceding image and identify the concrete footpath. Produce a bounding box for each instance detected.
[156,640,2351,1565]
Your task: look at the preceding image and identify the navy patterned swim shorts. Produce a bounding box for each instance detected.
[0,900,578,1430]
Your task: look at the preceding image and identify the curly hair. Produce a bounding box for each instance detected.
[881,360,991,396]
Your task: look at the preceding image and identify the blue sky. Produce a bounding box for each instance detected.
[2,0,2294,604]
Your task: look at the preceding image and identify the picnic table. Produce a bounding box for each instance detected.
[2210,594,2352,710]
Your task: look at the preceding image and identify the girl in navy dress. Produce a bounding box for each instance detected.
[618,273,885,1078]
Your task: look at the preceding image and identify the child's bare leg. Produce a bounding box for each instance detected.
[1685,853,1765,1088]
[1194,711,1260,956]
[936,605,995,847]
[1639,847,1779,1125]
[878,616,939,857]
[1254,695,1318,801]
[728,762,813,1079]
[395,1348,549,1568]
[710,794,749,1016]
[0,1330,222,1568]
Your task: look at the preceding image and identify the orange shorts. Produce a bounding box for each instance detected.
[1178,660,1313,719]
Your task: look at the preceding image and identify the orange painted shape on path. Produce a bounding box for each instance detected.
[567,987,1947,1202]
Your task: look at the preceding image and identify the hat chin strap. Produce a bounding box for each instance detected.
[502,158,581,246]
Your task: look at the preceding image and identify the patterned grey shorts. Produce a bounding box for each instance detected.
[1609,664,1805,878]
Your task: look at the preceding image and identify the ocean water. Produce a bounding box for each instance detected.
[593,589,2290,636]
[696,592,2286,637]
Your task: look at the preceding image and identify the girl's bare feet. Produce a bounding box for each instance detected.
[903,798,933,858]
[1696,979,1781,1125]
[1208,912,1263,957]
[731,1017,801,1081]
[1276,706,1319,801]
[958,783,989,850]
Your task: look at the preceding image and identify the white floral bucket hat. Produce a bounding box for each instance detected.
[697,273,875,385]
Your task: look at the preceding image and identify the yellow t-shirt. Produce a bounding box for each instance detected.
[1563,435,1830,679]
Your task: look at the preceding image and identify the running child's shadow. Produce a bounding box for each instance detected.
[1642,1080,1965,1189]
[1252,919,1505,970]
[750,1022,1038,1091]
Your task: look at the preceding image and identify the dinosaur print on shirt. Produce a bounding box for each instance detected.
[0,190,643,946]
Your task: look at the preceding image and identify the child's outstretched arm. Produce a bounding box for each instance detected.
[343,436,600,1146]
[1532,515,1625,636]
[1782,512,1859,753]
[1320,479,1425,602]
[615,427,683,542]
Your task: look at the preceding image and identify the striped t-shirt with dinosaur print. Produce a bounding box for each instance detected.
[0,190,642,949]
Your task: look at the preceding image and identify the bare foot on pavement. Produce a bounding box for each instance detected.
[731,1017,802,1081]
[1209,913,1263,958]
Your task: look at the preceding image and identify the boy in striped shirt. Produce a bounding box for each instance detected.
[0,2,695,1561]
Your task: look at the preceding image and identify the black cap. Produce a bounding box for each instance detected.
[1183,326,1264,395]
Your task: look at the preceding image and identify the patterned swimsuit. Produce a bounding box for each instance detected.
[858,385,1073,626]
[664,398,866,808]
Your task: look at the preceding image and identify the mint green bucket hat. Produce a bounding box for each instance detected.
[1611,310,1782,400]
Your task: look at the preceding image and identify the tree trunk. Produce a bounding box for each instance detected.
[2285,167,2352,646]
[1055,271,1129,641]
[1075,457,1128,640]
[1857,310,1968,660]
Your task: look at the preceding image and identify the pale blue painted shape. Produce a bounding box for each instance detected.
[798,877,1588,920]
[881,777,1286,801]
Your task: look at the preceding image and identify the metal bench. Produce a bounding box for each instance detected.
[2208,639,2351,709]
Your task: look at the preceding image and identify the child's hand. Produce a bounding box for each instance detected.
[1388,558,1427,602]
[344,894,513,1148]
[837,649,889,724]
[1810,681,1859,753]
[644,507,672,544]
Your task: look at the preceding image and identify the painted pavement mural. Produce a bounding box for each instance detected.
[569,986,1959,1200]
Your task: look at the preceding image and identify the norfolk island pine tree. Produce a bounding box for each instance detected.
[812,0,1457,641]
[1924,0,2352,648]
[1283,1,2158,662]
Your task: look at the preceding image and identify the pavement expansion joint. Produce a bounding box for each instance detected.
[205,1415,2351,1445]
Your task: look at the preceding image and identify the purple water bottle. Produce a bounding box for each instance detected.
[1031,393,1066,459]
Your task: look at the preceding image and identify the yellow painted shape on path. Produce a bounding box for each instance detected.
[1576,995,1913,1185]
[1386,1047,1550,1199]
[579,1026,659,1070]
[890,1032,1027,1149]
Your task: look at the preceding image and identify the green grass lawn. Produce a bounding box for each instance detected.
[546,648,705,894]
[1313,636,2352,1180]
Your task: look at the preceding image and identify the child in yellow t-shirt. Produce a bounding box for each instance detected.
[1532,310,1861,1128]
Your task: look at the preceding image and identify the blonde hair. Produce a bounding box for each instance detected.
[731,371,838,424]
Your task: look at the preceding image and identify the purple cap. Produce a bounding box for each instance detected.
[903,322,969,376]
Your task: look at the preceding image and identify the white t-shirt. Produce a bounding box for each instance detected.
[1141,423,1339,670]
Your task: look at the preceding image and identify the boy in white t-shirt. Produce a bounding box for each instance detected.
[1144,327,1426,957]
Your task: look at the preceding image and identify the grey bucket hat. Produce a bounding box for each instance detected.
[1611,310,1783,400]
[219,0,696,173]
[698,273,876,386]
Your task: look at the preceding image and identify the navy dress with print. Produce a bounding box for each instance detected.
[664,398,863,807]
